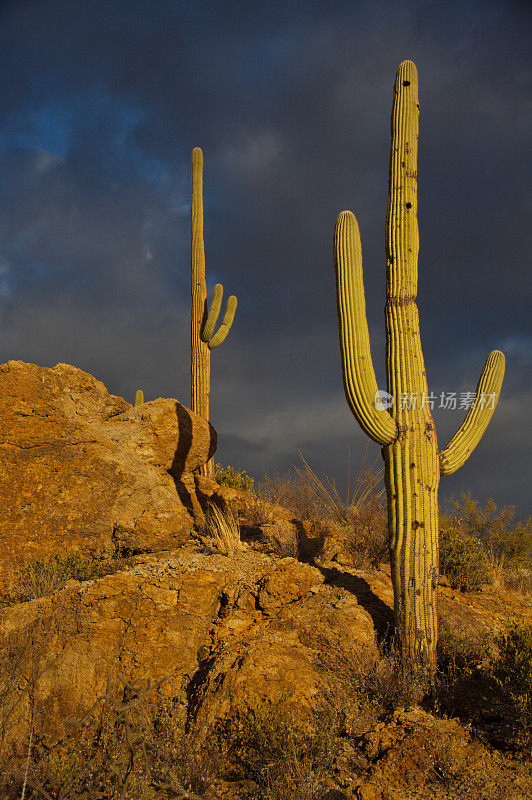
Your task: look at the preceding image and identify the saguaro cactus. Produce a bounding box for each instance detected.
[333,61,505,681]
[191,147,237,480]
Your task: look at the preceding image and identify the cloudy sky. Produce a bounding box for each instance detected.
[0,0,530,514]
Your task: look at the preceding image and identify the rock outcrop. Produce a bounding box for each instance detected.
[0,548,377,758]
[0,361,216,597]
[1,361,531,799]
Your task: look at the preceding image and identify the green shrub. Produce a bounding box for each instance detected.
[226,694,337,794]
[439,522,491,592]
[14,552,119,602]
[492,624,532,741]
[434,625,495,723]
[443,493,532,579]
[215,463,255,492]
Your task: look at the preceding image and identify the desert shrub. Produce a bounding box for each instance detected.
[237,496,280,529]
[492,624,532,743]
[439,521,492,592]
[499,564,532,594]
[225,695,338,798]
[437,625,493,679]
[0,617,63,796]
[342,502,389,568]
[364,635,430,708]
[442,493,532,586]
[215,463,255,492]
[256,452,388,567]
[434,624,495,721]
[258,453,384,523]
[258,468,319,521]
[434,623,532,753]
[0,674,218,800]
[0,629,43,764]
[2,678,343,800]
[13,551,118,603]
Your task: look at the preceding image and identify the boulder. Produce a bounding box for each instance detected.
[0,361,216,597]
[0,546,377,758]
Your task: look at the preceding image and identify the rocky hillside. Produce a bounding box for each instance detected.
[0,362,530,800]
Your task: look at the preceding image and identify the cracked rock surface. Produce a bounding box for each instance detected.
[0,548,376,756]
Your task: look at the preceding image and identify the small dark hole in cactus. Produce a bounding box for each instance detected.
[406,202,412,209]
[403,80,410,86]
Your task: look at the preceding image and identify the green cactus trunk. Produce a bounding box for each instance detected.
[333,61,505,685]
[191,147,213,479]
[190,147,238,481]
[384,61,440,674]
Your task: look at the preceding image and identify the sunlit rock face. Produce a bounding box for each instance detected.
[0,360,216,596]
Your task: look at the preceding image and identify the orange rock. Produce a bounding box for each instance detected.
[0,361,216,596]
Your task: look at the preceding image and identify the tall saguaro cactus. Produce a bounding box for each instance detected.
[334,61,505,681]
[191,147,237,479]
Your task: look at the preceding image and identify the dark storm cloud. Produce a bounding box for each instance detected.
[0,0,530,512]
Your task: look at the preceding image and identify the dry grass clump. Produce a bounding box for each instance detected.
[254,451,389,568]
[204,501,242,556]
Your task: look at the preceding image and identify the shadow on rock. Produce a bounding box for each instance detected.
[169,402,216,523]
[318,564,394,643]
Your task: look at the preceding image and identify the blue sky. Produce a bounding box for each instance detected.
[0,0,530,513]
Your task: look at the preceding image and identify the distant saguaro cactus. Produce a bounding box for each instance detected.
[191,147,237,480]
[333,61,505,682]
[134,389,144,407]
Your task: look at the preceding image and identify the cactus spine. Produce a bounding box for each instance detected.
[191,147,237,480]
[334,61,505,681]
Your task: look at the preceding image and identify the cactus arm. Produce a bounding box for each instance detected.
[334,210,398,446]
[207,293,237,349]
[201,283,238,348]
[201,284,223,342]
[439,350,505,475]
